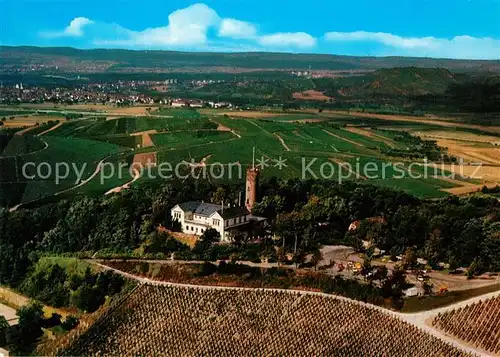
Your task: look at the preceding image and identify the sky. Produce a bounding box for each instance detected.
[1,0,500,59]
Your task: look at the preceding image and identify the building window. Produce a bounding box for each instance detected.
[191,226,194,231]
[201,229,204,233]
[186,225,189,230]
[196,227,198,233]
[213,219,220,226]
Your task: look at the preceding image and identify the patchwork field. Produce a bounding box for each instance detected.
[1,107,500,207]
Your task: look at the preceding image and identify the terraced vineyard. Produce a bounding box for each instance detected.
[47,116,216,136]
[151,130,235,148]
[433,295,500,355]
[0,136,123,206]
[1,108,497,207]
[55,284,473,357]
[0,134,46,157]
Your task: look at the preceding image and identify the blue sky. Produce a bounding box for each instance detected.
[2,0,500,59]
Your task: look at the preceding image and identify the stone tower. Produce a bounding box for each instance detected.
[245,167,259,212]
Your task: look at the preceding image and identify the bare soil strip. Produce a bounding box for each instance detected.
[130,130,158,136]
[328,110,500,135]
[132,152,157,168]
[216,124,231,132]
[274,133,291,151]
[142,134,154,147]
[213,121,241,138]
[416,131,500,144]
[130,130,156,148]
[344,126,397,148]
[322,129,364,147]
[292,90,332,101]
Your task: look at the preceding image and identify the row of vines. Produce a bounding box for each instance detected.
[433,295,500,355]
[56,284,473,356]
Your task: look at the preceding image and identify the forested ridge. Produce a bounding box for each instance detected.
[1,178,499,290]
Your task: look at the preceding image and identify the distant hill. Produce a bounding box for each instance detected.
[1,46,500,73]
[324,67,466,97]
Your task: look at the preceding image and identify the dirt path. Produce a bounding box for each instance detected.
[344,126,397,148]
[54,155,113,196]
[214,121,242,138]
[0,286,71,318]
[322,128,364,147]
[37,122,63,136]
[274,133,291,151]
[105,169,141,195]
[14,126,38,136]
[92,261,490,357]
[0,302,18,325]
[8,153,113,212]
[399,290,500,357]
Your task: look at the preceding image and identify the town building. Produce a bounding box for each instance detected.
[170,202,252,242]
[171,165,263,242]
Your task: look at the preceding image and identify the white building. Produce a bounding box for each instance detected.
[171,202,253,242]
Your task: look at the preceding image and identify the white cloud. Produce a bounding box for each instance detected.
[40,17,94,38]
[40,3,317,51]
[258,32,317,48]
[98,3,220,47]
[218,19,257,39]
[324,31,500,59]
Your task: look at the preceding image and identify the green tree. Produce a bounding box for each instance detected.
[311,248,323,271]
[0,316,8,330]
[422,280,433,295]
[211,187,229,205]
[7,302,44,355]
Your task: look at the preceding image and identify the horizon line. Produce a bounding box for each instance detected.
[2,44,500,62]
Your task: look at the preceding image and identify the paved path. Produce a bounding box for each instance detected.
[92,261,495,356]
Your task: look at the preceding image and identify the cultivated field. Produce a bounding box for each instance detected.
[54,284,474,357]
[0,115,59,128]
[431,138,500,165]
[292,89,332,101]
[2,107,500,207]
[433,295,500,355]
[20,103,154,115]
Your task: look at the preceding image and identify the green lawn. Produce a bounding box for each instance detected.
[402,283,500,312]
